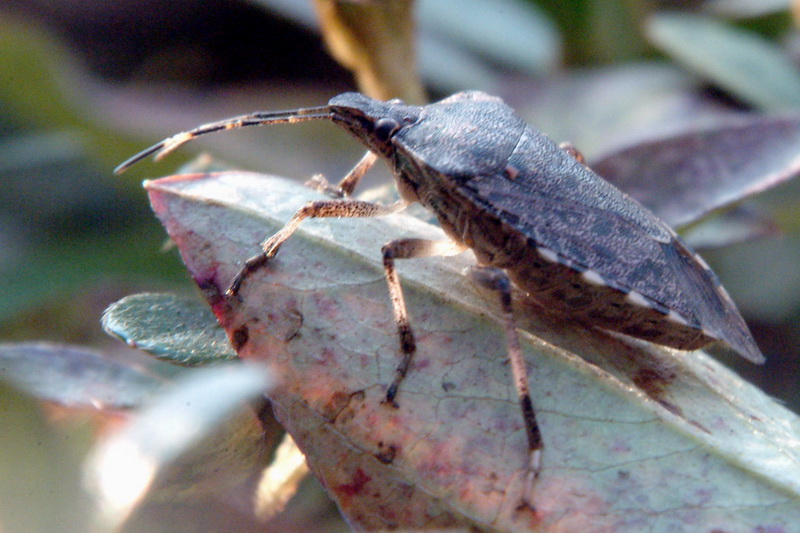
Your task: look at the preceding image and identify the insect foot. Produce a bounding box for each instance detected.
[225,253,269,298]
[119,90,766,514]
[304,151,378,198]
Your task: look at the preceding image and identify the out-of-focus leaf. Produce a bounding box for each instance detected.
[254,433,310,521]
[417,37,503,93]
[592,113,800,227]
[122,407,276,533]
[248,0,319,28]
[681,205,781,250]
[417,0,560,75]
[0,224,187,324]
[0,342,164,408]
[0,19,83,133]
[313,0,425,102]
[0,130,85,173]
[250,0,559,94]
[584,0,649,62]
[0,18,163,187]
[102,292,238,366]
[0,381,90,533]
[0,22,195,331]
[647,12,800,111]
[0,126,135,240]
[86,363,274,531]
[146,172,800,532]
[705,234,800,321]
[510,63,741,159]
[705,0,790,18]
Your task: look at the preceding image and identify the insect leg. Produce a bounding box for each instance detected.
[381,238,467,404]
[465,265,543,501]
[306,150,379,198]
[226,198,407,297]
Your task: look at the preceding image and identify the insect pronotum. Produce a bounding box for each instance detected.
[117,91,765,507]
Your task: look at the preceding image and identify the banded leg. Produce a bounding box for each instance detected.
[381,238,467,404]
[226,197,407,297]
[465,265,542,505]
[306,150,379,198]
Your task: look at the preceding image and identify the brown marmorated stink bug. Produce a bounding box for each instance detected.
[117,91,766,506]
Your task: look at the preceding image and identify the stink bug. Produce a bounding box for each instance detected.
[117,91,766,504]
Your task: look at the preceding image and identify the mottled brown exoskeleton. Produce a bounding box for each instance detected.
[117,91,765,506]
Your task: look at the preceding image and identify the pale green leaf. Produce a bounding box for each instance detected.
[102,292,237,366]
[647,12,800,111]
[146,172,800,532]
[0,342,163,407]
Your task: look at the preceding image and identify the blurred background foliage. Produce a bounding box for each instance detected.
[1,0,799,531]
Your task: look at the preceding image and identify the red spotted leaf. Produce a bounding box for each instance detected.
[146,172,800,532]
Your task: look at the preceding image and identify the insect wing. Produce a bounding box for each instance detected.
[458,128,762,362]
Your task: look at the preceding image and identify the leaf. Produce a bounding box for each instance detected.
[509,63,740,159]
[253,432,311,522]
[416,0,560,76]
[146,172,800,531]
[681,205,781,250]
[0,17,169,183]
[646,12,800,111]
[704,0,791,18]
[251,0,559,94]
[591,113,800,228]
[85,363,274,531]
[312,0,425,102]
[703,234,800,322]
[0,342,164,408]
[102,292,238,366]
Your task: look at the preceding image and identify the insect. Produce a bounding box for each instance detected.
[117,91,765,505]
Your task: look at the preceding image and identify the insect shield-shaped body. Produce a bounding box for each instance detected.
[328,91,764,364]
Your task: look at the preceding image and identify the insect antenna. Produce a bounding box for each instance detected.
[114,106,333,174]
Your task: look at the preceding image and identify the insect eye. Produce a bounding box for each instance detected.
[373,118,400,142]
